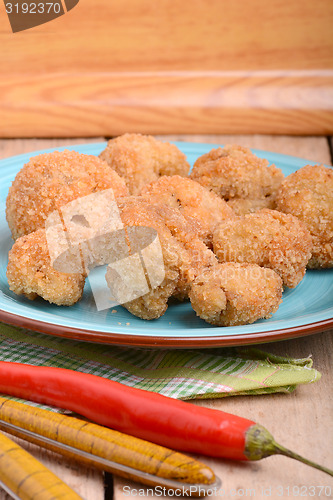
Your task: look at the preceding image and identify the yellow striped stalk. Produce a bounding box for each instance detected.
[0,430,83,500]
[0,396,218,493]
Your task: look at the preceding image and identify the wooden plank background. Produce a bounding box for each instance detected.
[0,0,333,136]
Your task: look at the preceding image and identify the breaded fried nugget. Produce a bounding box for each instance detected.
[190,145,284,213]
[213,209,312,288]
[99,134,190,195]
[114,198,217,319]
[189,263,283,326]
[7,228,86,306]
[275,165,333,269]
[226,197,276,216]
[140,175,235,246]
[7,195,216,319]
[6,150,128,240]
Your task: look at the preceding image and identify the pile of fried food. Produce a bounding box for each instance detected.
[6,134,333,326]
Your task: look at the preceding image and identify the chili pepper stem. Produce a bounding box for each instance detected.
[272,442,333,478]
[245,424,333,477]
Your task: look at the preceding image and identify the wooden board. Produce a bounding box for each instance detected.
[0,0,333,136]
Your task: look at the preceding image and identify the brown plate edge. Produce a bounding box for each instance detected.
[0,308,332,348]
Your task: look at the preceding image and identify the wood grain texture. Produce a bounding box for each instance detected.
[329,137,333,159]
[1,1,332,72]
[0,0,333,136]
[155,135,333,165]
[0,72,332,137]
[0,137,105,159]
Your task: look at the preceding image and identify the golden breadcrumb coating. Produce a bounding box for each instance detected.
[113,197,217,319]
[8,140,326,327]
[190,145,284,212]
[140,175,236,246]
[7,228,86,306]
[6,149,128,240]
[189,263,283,326]
[99,134,190,195]
[213,209,312,288]
[226,197,277,216]
[275,165,333,269]
[7,195,216,319]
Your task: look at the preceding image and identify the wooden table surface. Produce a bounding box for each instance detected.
[0,135,332,500]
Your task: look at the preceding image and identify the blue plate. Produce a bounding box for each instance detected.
[0,142,332,347]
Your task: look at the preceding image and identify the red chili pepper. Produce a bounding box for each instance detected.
[0,361,331,476]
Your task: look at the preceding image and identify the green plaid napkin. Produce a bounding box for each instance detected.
[0,322,321,409]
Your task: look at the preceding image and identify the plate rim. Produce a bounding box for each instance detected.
[1,140,332,347]
[0,308,332,347]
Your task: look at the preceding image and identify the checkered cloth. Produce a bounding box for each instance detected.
[0,322,321,411]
